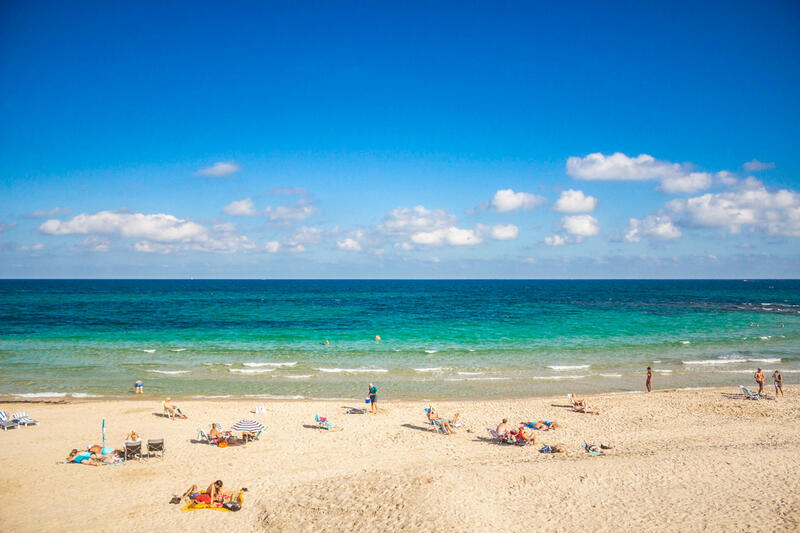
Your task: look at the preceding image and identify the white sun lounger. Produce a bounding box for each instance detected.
[12,412,38,427]
[0,411,19,431]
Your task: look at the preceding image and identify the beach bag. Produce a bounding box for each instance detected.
[223,501,241,512]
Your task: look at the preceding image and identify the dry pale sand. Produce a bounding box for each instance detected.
[1,387,799,532]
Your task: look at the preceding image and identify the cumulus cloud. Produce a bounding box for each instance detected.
[39,210,254,253]
[411,226,483,247]
[624,215,682,243]
[544,234,567,246]
[380,206,455,234]
[567,152,712,194]
[24,207,71,218]
[491,189,546,212]
[133,241,173,254]
[743,159,775,172]
[195,161,240,177]
[336,238,362,252]
[553,189,597,213]
[264,241,280,253]
[490,224,519,241]
[667,186,800,236]
[562,215,599,237]
[265,199,318,222]
[223,198,258,216]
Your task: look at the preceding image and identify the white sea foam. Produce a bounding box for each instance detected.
[191,395,232,399]
[655,369,673,373]
[748,358,781,363]
[317,368,388,373]
[245,394,305,400]
[599,373,623,378]
[464,377,510,381]
[760,336,771,340]
[70,393,102,398]
[170,348,187,352]
[243,362,297,368]
[653,360,662,363]
[424,349,438,354]
[13,392,67,398]
[147,369,190,375]
[680,341,691,345]
[547,365,590,371]
[284,375,312,379]
[457,371,484,376]
[532,375,587,380]
[682,359,746,365]
[414,367,444,372]
[141,349,156,353]
[229,368,275,374]
[719,370,756,374]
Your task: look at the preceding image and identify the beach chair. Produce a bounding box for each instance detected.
[147,438,165,458]
[0,411,19,431]
[124,441,142,461]
[12,412,38,427]
[739,386,762,400]
[487,428,512,443]
[315,414,332,431]
[567,393,576,407]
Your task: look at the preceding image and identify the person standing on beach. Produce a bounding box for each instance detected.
[135,380,143,394]
[773,370,783,397]
[646,367,652,393]
[368,383,378,414]
[754,368,765,396]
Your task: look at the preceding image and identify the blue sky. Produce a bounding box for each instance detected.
[1,1,799,278]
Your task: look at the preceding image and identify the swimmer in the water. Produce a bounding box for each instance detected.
[324,339,330,346]
[375,335,381,342]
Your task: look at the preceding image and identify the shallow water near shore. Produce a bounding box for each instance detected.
[1,279,798,399]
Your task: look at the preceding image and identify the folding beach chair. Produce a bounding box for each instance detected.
[147,438,165,458]
[12,412,38,427]
[0,411,19,431]
[124,441,142,461]
[487,428,512,443]
[315,414,332,431]
[739,386,762,400]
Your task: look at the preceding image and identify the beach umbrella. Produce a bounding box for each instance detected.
[102,418,106,446]
[230,420,264,433]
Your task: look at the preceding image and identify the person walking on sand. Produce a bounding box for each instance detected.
[754,368,765,396]
[773,370,783,397]
[368,383,378,414]
[646,367,653,393]
[135,380,143,394]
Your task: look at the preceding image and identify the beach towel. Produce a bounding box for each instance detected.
[583,443,603,454]
[181,491,244,512]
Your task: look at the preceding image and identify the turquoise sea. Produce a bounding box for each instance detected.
[0,280,798,399]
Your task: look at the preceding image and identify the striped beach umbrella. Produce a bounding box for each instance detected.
[230,420,264,432]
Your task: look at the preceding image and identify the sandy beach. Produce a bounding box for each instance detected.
[1,387,798,532]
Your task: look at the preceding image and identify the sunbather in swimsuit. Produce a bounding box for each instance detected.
[67,449,101,466]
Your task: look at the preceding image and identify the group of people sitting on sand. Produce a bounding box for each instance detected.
[203,423,257,446]
[494,418,565,448]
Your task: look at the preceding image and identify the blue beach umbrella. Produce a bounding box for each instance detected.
[102,419,106,447]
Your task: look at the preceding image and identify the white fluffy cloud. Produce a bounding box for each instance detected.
[265,199,318,222]
[17,243,45,252]
[490,224,519,240]
[667,186,800,236]
[553,189,597,213]
[195,162,240,177]
[223,198,258,216]
[562,215,599,237]
[624,215,682,242]
[380,206,455,234]
[544,234,566,246]
[411,226,483,247]
[743,159,775,172]
[264,241,280,253]
[39,210,254,253]
[491,189,546,212]
[336,238,362,251]
[567,152,712,194]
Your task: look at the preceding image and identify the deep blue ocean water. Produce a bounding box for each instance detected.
[0,279,798,399]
